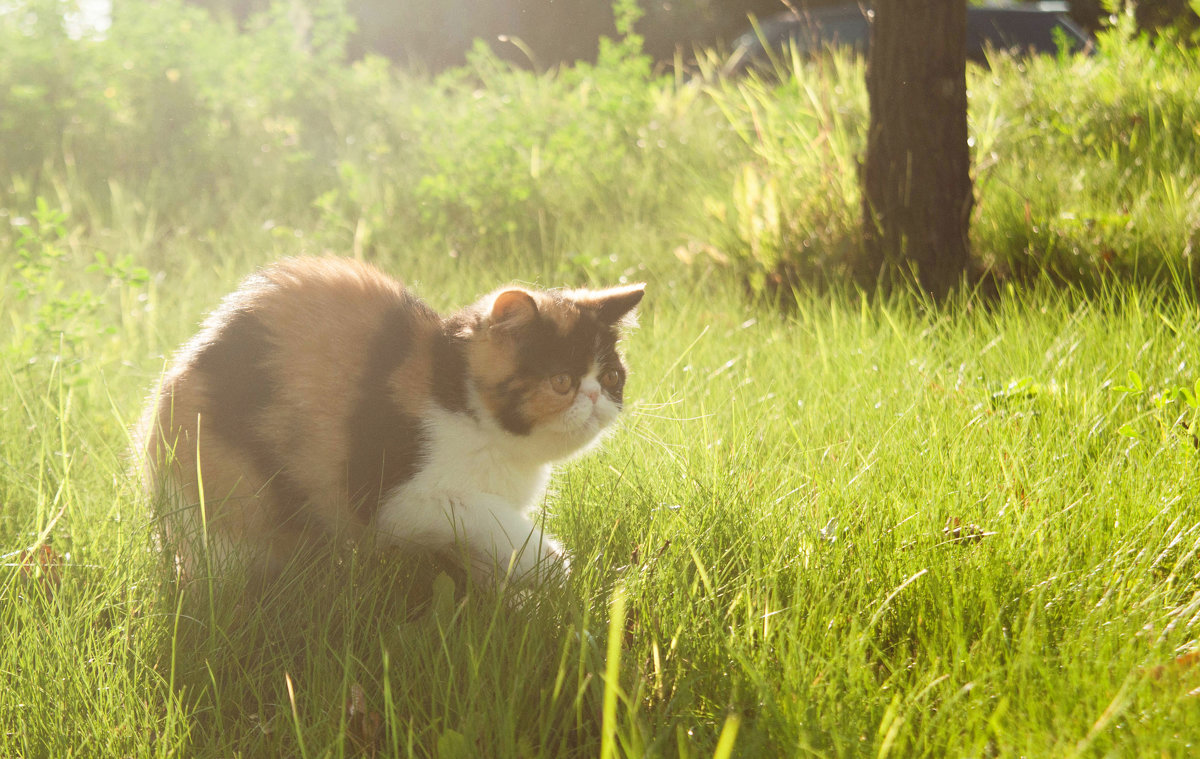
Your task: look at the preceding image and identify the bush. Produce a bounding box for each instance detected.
[692,16,1200,296]
[972,14,1200,285]
[0,0,387,232]
[1,0,733,281]
[3,0,1199,297]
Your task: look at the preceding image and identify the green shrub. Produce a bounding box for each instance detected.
[695,18,1200,295]
[1,0,732,282]
[0,0,389,232]
[972,16,1200,285]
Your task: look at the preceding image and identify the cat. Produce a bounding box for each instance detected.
[138,256,643,584]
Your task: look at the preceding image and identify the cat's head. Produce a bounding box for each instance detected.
[462,282,644,459]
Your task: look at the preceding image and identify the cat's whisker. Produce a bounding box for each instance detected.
[628,411,713,422]
[628,396,687,412]
[623,424,687,462]
[626,399,713,424]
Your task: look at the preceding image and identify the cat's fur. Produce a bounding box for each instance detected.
[139,257,643,583]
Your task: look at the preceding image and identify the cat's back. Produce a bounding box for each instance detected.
[173,257,439,388]
[212,256,434,350]
[148,258,445,522]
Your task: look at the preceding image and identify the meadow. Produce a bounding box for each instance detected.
[3,1,1200,756]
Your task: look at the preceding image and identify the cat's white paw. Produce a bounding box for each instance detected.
[510,533,570,582]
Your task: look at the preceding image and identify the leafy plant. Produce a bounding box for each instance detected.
[1114,369,1200,448]
[4,198,149,385]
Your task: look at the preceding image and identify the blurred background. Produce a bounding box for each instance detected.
[6,0,1200,291]
[65,0,1200,71]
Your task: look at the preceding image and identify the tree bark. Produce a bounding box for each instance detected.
[861,0,973,299]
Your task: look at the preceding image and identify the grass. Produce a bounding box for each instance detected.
[4,234,1200,756]
[4,1,1200,755]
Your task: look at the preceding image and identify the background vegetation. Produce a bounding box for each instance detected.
[2,0,1200,756]
[180,0,1200,68]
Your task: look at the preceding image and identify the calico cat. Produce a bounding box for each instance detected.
[139,257,643,583]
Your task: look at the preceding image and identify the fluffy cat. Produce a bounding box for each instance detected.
[139,257,643,583]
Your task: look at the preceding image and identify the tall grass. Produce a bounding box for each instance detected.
[4,235,1200,755]
[971,17,1200,285]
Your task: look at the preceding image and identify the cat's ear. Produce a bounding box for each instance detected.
[490,289,539,331]
[586,284,645,327]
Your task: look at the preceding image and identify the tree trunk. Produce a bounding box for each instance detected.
[860,0,973,299]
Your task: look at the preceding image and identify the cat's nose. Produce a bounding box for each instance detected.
[580,378,601,403]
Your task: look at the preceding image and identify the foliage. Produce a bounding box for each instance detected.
[971,10,1200,286]
[696,18,1200,297]
[1072,0,1200,36]
[7,0,1200,294]
[1,0,379,230]
[3,197,149,387]
[1,0,735,281]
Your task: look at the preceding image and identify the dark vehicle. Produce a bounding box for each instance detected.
[726,1,1093,72]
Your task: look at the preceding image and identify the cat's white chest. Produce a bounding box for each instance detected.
[406,407,551,508]
[371,406,556,559]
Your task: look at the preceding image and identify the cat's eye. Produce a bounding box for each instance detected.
[549,373,573,394]
[599,369,622,389]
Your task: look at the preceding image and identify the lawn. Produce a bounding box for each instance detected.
[3,1,1200,756]
[5,240,1199,756]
